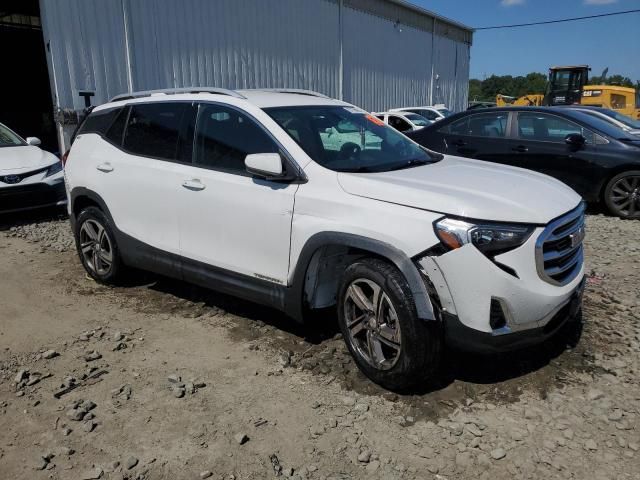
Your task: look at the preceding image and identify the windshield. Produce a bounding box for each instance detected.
[598,109,640,129]
[404,113,430,127]
[265,106,442,173]
[0,123,26,147]
[437,108,452,117]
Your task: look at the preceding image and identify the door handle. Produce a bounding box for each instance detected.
[96,163,114,173]
[182,179,206,191]
[512,145,528,153]
[452,140,467,147]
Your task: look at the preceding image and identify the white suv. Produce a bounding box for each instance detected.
[65,88,586,390]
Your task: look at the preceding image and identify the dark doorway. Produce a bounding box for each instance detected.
[0,0,57,153]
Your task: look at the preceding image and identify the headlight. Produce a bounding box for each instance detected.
[434,218,534,256]
[45,161,63,177]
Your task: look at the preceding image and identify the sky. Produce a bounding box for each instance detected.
[412,0,640,81]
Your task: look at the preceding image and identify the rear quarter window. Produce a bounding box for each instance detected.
[78,108,122,136]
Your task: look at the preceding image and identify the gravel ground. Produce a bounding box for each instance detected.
[0,212,638,480]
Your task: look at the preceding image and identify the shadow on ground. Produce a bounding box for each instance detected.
[110,270,589,418]
[0,206,67,231]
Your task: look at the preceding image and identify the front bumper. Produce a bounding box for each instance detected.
[417,208,586,353]
[0,178,67,214]
[442,276,585,353]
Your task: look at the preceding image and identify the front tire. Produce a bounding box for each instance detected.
[74,206,124,284]
[603,171,640,219]
[337,258,442,390]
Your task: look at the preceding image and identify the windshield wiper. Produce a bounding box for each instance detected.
[336,166,379,173]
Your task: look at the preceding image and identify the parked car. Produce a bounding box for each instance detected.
[0,122,65,214]
[372,111,430,133]
[561,106,640,136]
[65,88,585,389]
[390,105,452,123]
[407,107,640,219]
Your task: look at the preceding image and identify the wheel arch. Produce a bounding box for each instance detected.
[69,188,115,228]
[285,232,436,323]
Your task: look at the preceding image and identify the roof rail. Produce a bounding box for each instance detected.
[254,88,329,98]
[110,87,246,103]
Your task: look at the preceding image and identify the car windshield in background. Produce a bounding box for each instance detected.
[562,110,639,141]
[265,106,441,173]
[405,113,430,127]
[437,108,452,117]
[0,123,26,148]
[598,109,640,130]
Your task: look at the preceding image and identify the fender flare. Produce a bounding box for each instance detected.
[69,187,115,227]
[284,232,436,322]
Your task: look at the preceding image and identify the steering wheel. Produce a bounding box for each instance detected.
[339,142,361,161]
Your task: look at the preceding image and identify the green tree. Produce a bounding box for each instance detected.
[468,79,483,100]
[468,72,639,102]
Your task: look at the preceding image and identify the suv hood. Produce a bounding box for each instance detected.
[337,156,581,224]
[0,146,57,173]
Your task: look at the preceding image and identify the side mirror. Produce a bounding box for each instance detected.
[565,133,585,148]
[245,153,284,179]
[26,137,41,146]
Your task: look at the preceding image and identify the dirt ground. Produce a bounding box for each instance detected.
[0,209,638,480]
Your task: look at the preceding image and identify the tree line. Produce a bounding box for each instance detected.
[469,72,639,102]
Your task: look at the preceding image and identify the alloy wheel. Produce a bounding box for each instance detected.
[343,278,402,370]
[610,175,640,217]
[79,219,113,276]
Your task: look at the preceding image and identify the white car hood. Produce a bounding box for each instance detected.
[337,156,582,224]
[0,146,58,173]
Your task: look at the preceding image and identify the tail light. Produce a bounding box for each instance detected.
[61,149,70,167]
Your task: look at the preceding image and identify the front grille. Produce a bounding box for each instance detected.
[535,204,585,286]
[0,166,49,185]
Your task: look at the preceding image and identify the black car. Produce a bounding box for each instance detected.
[407,107,640,218]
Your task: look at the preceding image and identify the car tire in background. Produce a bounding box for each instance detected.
[603,170,640,219]
[74,206,125,283]
[337,258,442,391]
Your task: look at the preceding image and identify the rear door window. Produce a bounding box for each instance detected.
[444,112,508,138]
[193,104,278,175]
[123,102,188,160]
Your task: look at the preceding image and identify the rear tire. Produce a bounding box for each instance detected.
[74,206,125,284]
[603,171,640,219]
[337,258,442,391]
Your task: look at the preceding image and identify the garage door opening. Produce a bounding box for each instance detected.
[0,0,57,153]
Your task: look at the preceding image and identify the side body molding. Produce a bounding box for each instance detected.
[70,190,436,324]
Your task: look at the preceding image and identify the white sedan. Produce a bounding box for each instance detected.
[0,123,66,214]
[372,111,431,133]
[390,105,453,123]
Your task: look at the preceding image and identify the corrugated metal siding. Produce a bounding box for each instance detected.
[39,0,129,110]
[432,35,469,112]
[40,0,471,119]
[342,7,433,111]
[124,0,340,97]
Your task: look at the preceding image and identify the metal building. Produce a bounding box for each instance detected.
[2,0,473,153]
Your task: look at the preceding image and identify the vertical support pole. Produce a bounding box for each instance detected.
[338,0,344,101]
[429,17,436,105]
[121,0,134,93]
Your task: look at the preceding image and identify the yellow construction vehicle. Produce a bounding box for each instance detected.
[496,65,640,120]
[496,94,543,107]
[582,85,640,120]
